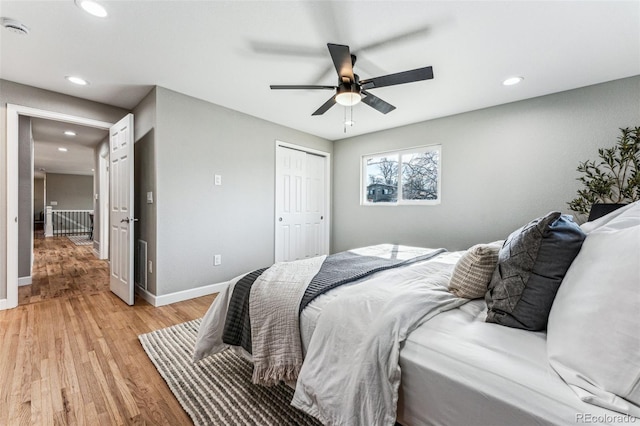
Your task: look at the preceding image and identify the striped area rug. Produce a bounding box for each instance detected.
[138,319,322,426]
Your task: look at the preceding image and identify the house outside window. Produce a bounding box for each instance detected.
[362,145,441,205]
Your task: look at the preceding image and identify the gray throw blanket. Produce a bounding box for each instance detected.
[249,256,326,386]
[222,245,446,386]
[223,245,446,353]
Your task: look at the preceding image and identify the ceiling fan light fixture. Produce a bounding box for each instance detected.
[335,84,362,106]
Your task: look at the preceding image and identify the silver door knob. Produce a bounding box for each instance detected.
[121,218,129,223]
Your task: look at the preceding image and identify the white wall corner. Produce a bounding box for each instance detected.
[135,281,228,307]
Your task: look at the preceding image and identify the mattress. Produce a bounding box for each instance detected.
[396,299,623,426]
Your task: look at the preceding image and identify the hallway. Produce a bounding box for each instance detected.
[2,232,215,425]
[19,232,109,305]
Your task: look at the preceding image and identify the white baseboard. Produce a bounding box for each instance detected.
[18,276,32,286]
[136,281,228,307]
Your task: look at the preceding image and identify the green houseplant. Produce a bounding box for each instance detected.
[568,126,640,216]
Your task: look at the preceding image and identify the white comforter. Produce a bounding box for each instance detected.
[193,248,467,425]
[291,252,467,425]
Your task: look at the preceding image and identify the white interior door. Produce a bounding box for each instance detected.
[99,151,109,260]
[109,114,135,305]
[275,144,328,262]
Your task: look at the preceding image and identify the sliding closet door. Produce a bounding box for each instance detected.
[275,144,328,262]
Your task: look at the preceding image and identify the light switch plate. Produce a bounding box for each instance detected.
[214,174,222,186]
[146,191,153,204]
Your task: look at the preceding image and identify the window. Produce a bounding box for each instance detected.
[362,145,441,205]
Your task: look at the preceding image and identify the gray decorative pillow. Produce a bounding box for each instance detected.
[485,212,586,331]
[449,242,502,299]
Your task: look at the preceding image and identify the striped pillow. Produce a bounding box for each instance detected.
[449,242,502,299]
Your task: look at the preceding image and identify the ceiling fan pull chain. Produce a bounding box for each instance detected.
[344,106,347,133]
[350,104,354,127]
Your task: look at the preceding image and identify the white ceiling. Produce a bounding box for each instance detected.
[1,1,639,144]
[31,118,107,176]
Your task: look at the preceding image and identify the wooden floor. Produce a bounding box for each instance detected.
[19,233,110,305]
[2,234,216,425]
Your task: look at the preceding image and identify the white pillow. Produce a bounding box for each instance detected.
[580,202,638,234]
[547,201,640,418]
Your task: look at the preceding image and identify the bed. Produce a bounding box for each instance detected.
[193,202,640,426]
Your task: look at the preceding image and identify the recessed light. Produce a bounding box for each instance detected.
[75,0,108,18]
[65,75,89,86]
[503,76,524,86]
[58,147,68,152]
[64,130,77,136]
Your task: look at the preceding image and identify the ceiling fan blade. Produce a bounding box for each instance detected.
[249,41,326,58]
[361,90,396,114]
[327,43,354,81]
[360,66,434,90]
[270,85,336,90]
[359,26,432,54]
[312,95,337,116]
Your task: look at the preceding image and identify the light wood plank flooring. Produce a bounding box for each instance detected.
[19,233,110,305]
[3,234,217,425]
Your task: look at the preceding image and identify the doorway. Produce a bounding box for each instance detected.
[274,141,331,262]
[4,104,115,310]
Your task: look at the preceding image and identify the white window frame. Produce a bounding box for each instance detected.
[361,144,442,206]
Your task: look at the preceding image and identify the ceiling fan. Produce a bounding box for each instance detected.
[270,43,434,116]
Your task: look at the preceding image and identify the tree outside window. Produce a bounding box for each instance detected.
[362,145,441,205]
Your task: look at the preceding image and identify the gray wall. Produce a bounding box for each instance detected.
[46,173,94,210]
[133,88,158,294]
[332,76,640,253]
[152,86,332,296]
[0,79,129,299]
[18,116,32,278]
[34,178,44,221]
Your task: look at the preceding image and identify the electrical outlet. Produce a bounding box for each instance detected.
[214,254,222,266]
[214,174,222,186]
